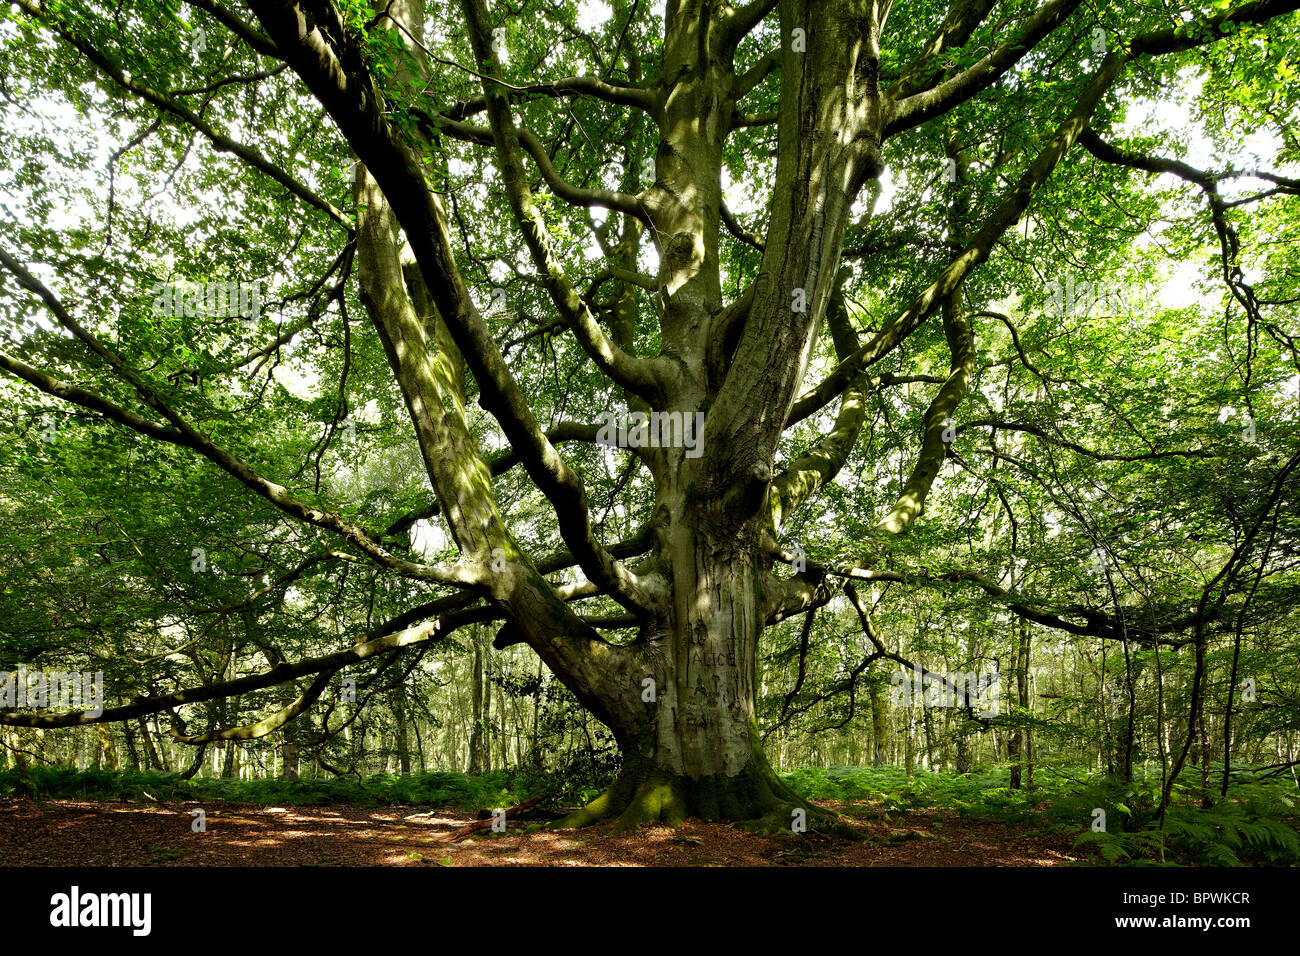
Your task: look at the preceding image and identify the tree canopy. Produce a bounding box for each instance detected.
[0,0,1297,834]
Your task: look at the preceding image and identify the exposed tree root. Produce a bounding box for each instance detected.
[552,752,863,839]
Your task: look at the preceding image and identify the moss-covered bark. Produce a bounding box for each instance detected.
[555,723,859,837]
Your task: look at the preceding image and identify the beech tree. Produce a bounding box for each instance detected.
[1,0,1298,830]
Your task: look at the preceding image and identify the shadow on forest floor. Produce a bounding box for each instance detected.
[0,797,1090,866]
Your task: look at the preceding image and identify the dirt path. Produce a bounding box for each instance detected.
[0,797,1088,866]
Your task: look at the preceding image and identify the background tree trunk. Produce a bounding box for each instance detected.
[467,624,487,775]
[870,685,887,767]
[280,735,299,780]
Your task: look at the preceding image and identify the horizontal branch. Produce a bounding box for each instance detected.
[0,604,497,728]
[957,417,1216,462]
[433,113,650,222]
[788,552,1196,648]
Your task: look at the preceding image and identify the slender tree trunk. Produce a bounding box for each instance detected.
[95,724,118,770]
[490,672,502,770]
[1120,641,1137,783]
[140,717,168,772]
[393,691,411,775]
[922,701,936,771]
[1222,628,1243,797]
[1009,618,1032,789]
[121,717,140,771]
[221,739,238,778]
[6,730,28,771]
[280,735,299,780]
[904,712,915,778]
[467,624,487,775]
[530,660,543,770]
[1198,706,1212,808]
[869,684,886,767]
[1159,637,1209,821]
[415,716,426,773]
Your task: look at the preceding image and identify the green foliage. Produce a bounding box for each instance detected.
[786,764,1300,865]
[783,765,1053,823]
[1072,777,1300,866]
[0,766,550,809]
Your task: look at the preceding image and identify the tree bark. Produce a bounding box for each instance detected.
[869,684,887,767]
[221,739,239,778]
[393,691,411,775]
[467,624,488,775]
[1009,617,1032,789]
[280,735,299,780]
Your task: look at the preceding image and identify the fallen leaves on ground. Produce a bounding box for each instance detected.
[0,797,1089,866]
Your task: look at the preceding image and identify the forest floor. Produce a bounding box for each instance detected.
[0,796,1091,866]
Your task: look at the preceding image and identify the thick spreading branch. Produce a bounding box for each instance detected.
[886,0,1085,137]
[458,0,668,402]
[788,49,1128,426]
[876,291,977,533]
[246,0,653,614]
[0,604,497,728]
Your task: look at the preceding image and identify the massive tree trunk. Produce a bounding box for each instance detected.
[546,0,881,831]
[555,535,819,831]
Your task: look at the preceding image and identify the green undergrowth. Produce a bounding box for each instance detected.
[1067,774,1300,867]
[782,764,1300,865]
[0,766,555,810]
[780,765,1055,822]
